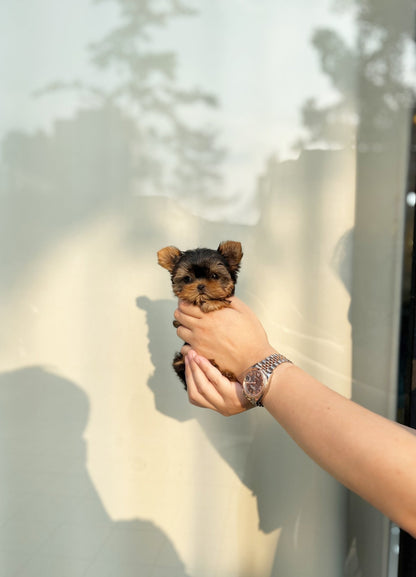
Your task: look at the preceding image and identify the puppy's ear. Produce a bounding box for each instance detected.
[157,246,182,272]
[217,241,243,272]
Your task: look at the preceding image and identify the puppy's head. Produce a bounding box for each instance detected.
[157,241,243,306]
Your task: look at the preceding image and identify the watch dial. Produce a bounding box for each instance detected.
[243,370,264,398]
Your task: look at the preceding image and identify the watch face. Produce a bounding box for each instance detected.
[243,369,266,400]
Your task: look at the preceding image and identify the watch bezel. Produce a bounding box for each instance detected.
[242,367,268,403]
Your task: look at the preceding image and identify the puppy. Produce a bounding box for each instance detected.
[157,241,243,388]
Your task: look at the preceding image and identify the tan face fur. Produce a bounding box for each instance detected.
[157,241,243,307]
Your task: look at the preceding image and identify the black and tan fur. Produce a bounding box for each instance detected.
[157,241,243,388]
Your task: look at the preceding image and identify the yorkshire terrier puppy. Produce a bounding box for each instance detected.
[157,240,243,388]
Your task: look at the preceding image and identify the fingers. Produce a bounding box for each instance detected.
[174,296,242,331]
[174,304,200,339]
[175,296,242,324]
[227,296,245,310]
[177,300,203,319]
[177,324,191,343]
[185,351,250,416]
[184,353,221,411]
[181,344,191,356]
[174,301,206,343]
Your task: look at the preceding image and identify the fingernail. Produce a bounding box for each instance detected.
[187,350,196,361]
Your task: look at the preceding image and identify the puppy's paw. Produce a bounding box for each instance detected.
[173,352,187,390]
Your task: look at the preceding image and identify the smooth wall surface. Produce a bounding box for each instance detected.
[0,1,414,576]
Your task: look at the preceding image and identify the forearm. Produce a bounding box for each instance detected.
[265,363,416,537]
[177,297,416,535]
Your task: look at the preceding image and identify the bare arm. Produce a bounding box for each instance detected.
[175,298,416,538]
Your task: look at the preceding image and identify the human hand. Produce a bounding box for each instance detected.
[184,350,252,416]
[174,296,275,378]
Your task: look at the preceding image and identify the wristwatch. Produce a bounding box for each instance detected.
[240,353,292,407]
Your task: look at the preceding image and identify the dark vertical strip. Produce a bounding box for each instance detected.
[398,109,416,576]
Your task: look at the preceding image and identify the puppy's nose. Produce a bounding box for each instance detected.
[197,284,205,292]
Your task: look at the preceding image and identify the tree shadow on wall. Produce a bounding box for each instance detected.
[0,366,190,576]
[277,2,416,576]
[0,0,224,294]
[36,0,225,203]
[292,0,414,154]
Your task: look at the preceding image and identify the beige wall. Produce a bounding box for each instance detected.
[0,1,413,576]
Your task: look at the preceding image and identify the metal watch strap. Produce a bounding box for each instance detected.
[253,353,292,407]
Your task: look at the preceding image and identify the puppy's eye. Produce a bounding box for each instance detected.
[182,276,192,284]
[210,273,219,280]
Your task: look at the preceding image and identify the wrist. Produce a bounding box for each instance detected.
[238,346,278,380]
[236,383,256,411]
[239,351,293,407]
[262,361,295,409]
